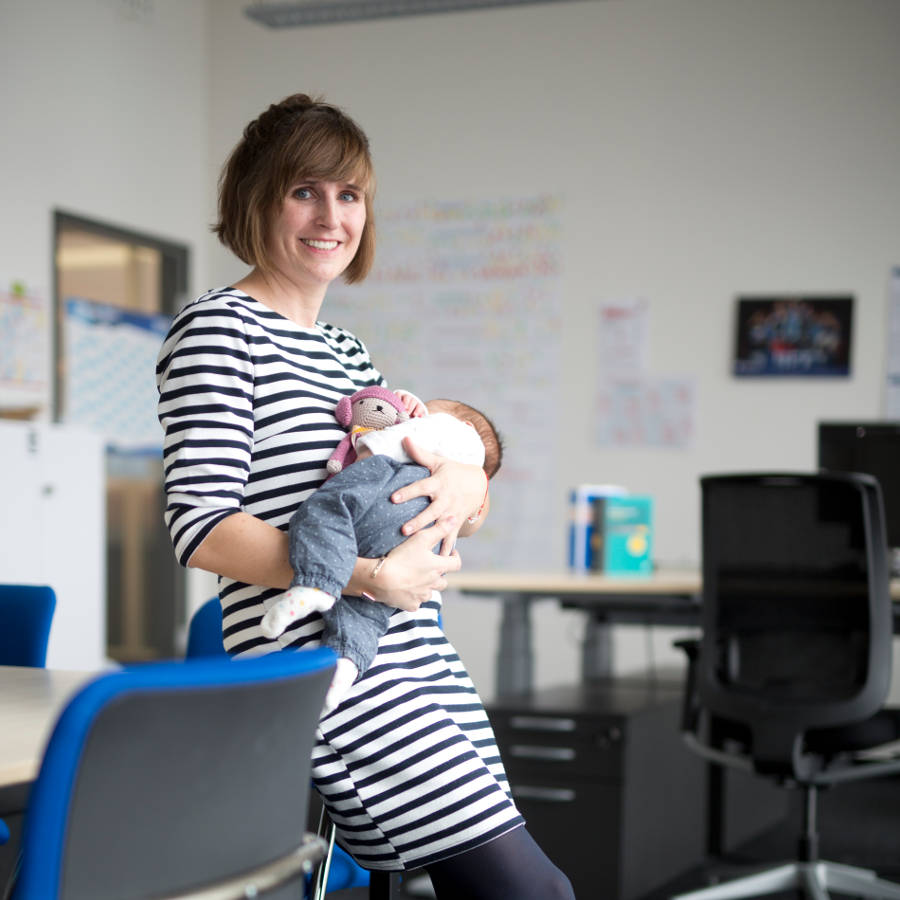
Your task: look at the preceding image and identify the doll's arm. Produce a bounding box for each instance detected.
[327,434,354,474]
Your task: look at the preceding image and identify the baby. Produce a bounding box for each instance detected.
[261,394,502,714]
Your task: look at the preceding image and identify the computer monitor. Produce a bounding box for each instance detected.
[817,421,900,575]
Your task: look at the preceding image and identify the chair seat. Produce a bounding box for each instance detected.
[807,707,900,754]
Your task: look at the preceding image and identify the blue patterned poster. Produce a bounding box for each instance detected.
[63,297,171,451]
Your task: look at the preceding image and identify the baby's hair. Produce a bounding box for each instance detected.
[429,399,504,479]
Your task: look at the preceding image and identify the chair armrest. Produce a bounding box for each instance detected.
[673,637,700,736]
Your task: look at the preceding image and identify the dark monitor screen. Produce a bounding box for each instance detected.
[817,422,900,568]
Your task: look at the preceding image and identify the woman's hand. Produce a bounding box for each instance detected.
[391,438,487,554]
[347,516,462,612]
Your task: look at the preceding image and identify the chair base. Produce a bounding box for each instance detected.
[671,860,900,900]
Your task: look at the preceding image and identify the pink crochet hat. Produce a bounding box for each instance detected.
[334,386,406,426]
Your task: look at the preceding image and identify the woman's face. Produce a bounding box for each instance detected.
[266,179,367,292]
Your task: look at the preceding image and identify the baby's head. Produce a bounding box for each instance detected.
[426,399,504,479]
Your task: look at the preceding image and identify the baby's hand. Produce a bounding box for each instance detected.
[396,389,427,418]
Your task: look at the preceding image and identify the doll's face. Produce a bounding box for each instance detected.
[352,396,407,429]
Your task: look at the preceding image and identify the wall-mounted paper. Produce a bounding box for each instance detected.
[595,376,695,448]
[0,286,49,410]
[327,195,563,570]
[597,299,649,374]
[886,267,900,418]
[62,297,171,451]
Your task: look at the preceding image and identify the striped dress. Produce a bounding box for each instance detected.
[156,288,523,870]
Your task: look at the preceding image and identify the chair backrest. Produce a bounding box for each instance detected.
[698,471,891,774]
[185,596,227,658]
[14,647,336,900]
[0,584,56,667]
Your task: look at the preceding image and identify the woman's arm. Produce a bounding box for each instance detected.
[187,512,293,589]
[389,438,490,553]
[190,508,462,612]
[344,516,462,611]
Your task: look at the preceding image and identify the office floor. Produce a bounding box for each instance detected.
[329,777,900,899]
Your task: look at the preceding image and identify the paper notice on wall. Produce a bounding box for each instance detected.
[326,195,563,570]
[597,299,649,374]
[63,297,171,451]
[595,376,695,448]
[0,286,49,410]
[886,267,900,418]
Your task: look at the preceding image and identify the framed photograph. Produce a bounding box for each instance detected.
[733,295,853,377]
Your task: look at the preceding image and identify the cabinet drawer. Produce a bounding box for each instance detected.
[491,713,624,779]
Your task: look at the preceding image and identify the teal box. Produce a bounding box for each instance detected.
[590,495,653,575]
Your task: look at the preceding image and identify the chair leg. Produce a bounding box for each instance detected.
[309,813,337,900]
[670,862,801,900]
[369,869,397,899]
[818,861,900,900]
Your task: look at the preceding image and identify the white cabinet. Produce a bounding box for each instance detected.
[0,421,106,670]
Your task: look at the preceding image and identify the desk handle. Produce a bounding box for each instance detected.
[512,785,577,803]
[509,716,577,732]
[510,745,576,762]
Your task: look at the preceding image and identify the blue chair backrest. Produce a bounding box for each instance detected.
[186,597,371,895]
[0,584,56,667]
[14,647,336,899]
[185,596,227,658]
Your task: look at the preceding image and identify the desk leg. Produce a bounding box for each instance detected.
[581,615,614,681]
[496,594,533,697]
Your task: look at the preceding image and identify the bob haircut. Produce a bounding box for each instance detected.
[214,93,376,284]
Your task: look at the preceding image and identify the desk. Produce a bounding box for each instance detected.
[0,666,94,803]
[448,570,900,697]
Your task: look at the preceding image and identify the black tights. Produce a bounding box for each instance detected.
[424,826,575,900]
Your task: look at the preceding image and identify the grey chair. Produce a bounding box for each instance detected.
[7,648,335,899]
[673,472,900,900]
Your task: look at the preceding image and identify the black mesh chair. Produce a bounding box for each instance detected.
[673,472,900,900]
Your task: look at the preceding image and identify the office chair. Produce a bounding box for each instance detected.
[7,647,336,899]
[0,584,56,667]
[672,472,900,900]
[185,598,378,899]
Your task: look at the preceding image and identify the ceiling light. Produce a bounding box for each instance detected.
[245,0,591,27]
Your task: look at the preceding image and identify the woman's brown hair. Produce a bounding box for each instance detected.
[214,93,376,283]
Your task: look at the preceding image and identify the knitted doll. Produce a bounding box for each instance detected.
[326,386,409,475]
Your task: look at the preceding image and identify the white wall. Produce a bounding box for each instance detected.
[206,0,900,696]
[0,0,211,364]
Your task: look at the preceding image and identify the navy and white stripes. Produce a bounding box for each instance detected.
[156,287,522,869]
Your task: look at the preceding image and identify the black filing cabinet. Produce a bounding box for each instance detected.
[488,679,706,900]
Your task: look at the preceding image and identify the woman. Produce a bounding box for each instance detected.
[157,93,574,899]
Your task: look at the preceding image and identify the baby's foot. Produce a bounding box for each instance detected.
[260,586,336,638]
[321,658,360,716]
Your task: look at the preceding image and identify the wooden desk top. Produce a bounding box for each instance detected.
[448,569,703,597]
[0,666,95,789]
[448,569,900,600]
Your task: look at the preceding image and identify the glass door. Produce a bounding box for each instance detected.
[54,211,189,662]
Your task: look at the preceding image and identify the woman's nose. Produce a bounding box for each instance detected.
[316,195,339,228]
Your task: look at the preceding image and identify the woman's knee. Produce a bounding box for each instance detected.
[545,865,576,900]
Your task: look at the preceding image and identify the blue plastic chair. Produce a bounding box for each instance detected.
[185,597,372,897]
[8,647,336,899]
[0,584,56,667]
[185,595,228,659]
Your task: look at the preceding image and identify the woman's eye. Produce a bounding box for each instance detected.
[340,191,358,202]
[293,187,313,200]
